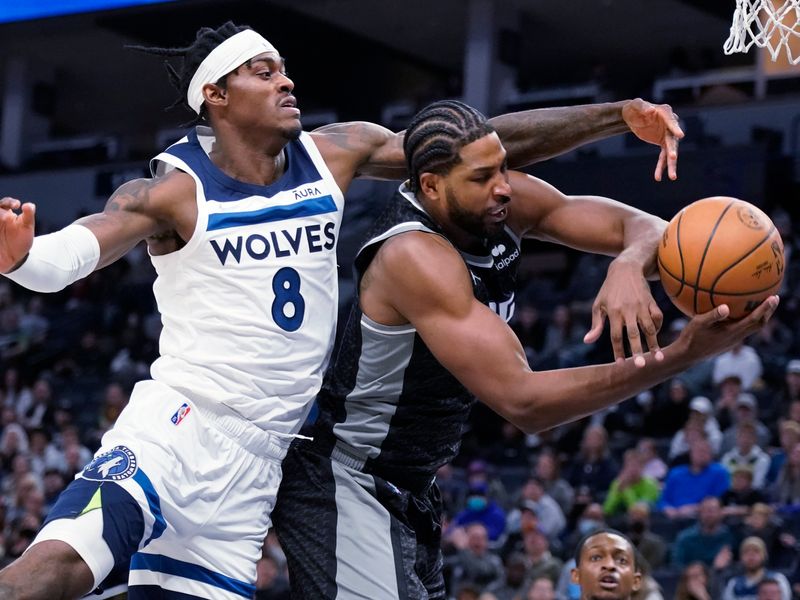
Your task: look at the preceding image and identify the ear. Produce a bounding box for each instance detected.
[203,83,228,109]
[570,566,580,586]
[418,172,442,203]
[632,571,643,593]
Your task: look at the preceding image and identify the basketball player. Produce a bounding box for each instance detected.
[271,100,778,599]
[0,23,683,600]
[572,530,641,600]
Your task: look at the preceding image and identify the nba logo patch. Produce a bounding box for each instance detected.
[171,402,191,426]
[83,446,138,482]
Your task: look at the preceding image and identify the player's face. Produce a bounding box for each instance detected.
[571,533,641,600]
[442,133,511,240]
[220,52,301,140]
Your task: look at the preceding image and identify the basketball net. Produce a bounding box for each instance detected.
[724,0,800,64]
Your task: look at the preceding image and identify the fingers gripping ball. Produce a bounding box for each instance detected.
[658,197,784,319]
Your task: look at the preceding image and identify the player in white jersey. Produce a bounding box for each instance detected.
[0,21,684,599]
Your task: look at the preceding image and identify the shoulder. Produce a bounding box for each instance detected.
[310,121,394,158]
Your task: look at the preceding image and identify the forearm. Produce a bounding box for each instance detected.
[615,213,667,278]
[507,341,691,433]
[490,101,630,168]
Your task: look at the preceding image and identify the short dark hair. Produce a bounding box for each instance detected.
[574,528,639,571]
[403,100,495,193]
[128,21,250,120]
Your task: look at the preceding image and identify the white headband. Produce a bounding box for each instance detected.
[187,29,278,114]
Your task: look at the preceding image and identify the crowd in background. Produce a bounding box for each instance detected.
[0,202,797,600]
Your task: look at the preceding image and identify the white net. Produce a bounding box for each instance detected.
[724,0,800,64]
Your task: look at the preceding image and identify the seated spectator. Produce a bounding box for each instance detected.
[675,562,717,600]
[720,419,771,490]
[635,438,668,481]
[766,420,800,485]
[521,527,563,585]
[564,502,608,556]
[720,393,771,455]
[714,374,745,431]
[484,552,528,600]
[758,578,786,600]
[672,496,735,569]
[602,449,660,518]
[659,438,730,519]
[26,428,61,479]
[624,502,667,570]
[466,460,509,512]
[641,376,692,439]
[501,500,542,560]
[524,576,555,600]
[532,449,574,514]
[721,537,791,600]
[777,360,800,418]
[712,341,763,392]
[453,482,507,542]
[770,441,800,508]
[449,523,504,591]
[721,466,769,518]
[563,424,618,500]
[737,503,797,570]
[512,477,566,540]
[669,396,722,460]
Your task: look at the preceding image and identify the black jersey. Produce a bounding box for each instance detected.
[311,183,522,492]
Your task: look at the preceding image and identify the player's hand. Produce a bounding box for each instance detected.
[621,99,684,182]
[584,258,663,367]
[0,198,35,273]
[677,296,779,362]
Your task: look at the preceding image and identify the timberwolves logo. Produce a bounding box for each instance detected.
[82,446,138,482]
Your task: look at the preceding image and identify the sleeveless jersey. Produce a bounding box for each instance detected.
[311,183,521,491]
[148,126,344,435]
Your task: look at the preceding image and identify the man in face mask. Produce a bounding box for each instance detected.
[452,482,507,542]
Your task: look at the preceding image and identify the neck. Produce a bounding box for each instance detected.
[208,125,289,186]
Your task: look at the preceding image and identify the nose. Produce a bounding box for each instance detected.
[278,73,294,93]
[494,176,512,199]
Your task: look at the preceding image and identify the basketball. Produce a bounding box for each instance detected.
[657,196,784,319]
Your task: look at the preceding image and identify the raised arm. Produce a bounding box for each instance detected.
[0,170,194,291]
[367,232,777,434]
[506,171,667,364]
[491,99,684,181]
[311,99,684,189]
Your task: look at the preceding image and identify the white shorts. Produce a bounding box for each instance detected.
[31,379,292,599]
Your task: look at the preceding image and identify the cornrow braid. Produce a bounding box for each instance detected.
[127,21,250,120]
[403,100,495,193]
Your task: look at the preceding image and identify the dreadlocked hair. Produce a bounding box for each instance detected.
[127,21,251,121]
[403,100,494,193]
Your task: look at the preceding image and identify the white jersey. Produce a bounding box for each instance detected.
[148,126,343,435]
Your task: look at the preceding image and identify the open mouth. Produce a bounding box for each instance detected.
[599,575,619,589]
[488,206,507,221]
[280,96,300,115]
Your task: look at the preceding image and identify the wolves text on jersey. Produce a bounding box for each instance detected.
[210,222,337,265]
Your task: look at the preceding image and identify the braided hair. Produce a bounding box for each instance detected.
[128,21,250,121]
[403,100,494,193]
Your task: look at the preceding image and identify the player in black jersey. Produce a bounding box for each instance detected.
[272,99,778,599]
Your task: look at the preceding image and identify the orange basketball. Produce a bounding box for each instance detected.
[658,196,784,319]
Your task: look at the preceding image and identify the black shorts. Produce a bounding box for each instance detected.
[273,442,445,599]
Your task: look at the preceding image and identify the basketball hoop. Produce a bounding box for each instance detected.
[724,0,800,64]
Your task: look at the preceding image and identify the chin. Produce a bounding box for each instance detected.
[283,121,303,141]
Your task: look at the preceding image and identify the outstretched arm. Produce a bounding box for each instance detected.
[491,99,684,181]
[0,170,193,291]
[506,171,667,365]
[368,232,777,434]
[311,99,684,189]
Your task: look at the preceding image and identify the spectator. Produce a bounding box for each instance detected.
[720,421,771,489]
[564,424,618,499]
[778,360,800,416]
[672,496,735,569]
[737,503,797,570]
[513,477,566,540]
[0,368,31,413]
[450,523,504,591]
[757,578,786,600]
[524,576,555,600]
[720,394,771,455]
[565,502,608,556]
[26,428,61,479]
[603,449,660,517]
[659,438,730,519]
[453,482,508,542]
[675,562,716,600]
[713,342,763,391]
[533,449,574,514]
[501,500,542,560]
[636,438,668,481]
[624,502,667,570]
[669,396,722,460]
[521,527,563,585]
[484,552,528,600]
[721,537,791,600]
[714,374,744,432]
[642,376,692,439]
[766,420,800,485]
[771,441,800,507]
[16,378,56,432]
[720,466,768,518]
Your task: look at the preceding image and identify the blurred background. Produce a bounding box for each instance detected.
[0,2,799,599]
